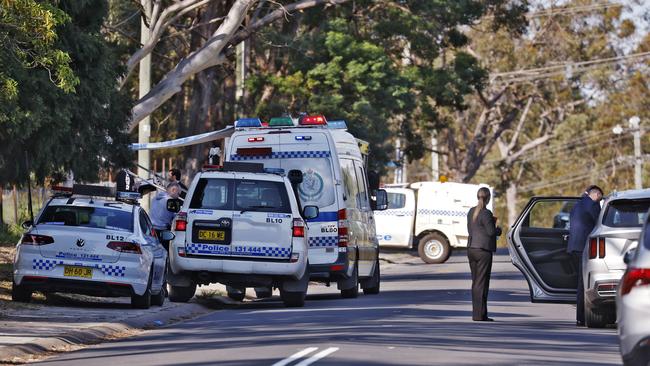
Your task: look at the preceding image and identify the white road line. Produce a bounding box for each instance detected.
[271,347,319,366]
[294,347,340,366]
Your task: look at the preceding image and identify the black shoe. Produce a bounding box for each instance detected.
[473,317,494,322]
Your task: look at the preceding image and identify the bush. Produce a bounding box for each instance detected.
[0,224,22,246]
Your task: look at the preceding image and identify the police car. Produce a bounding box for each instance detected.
[165,162,318,307]
[12,185,170,309]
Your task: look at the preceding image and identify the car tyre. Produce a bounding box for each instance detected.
[363,258,381,295]
[151,267,167,307]
[11,282,32,303]
[340,261,359,299]
[131,284,152,309]
[226,286,246,302]
[418,233,451,264]
[254,287,273,299]
[168,283,196,303]
[584,298,610,328]
[280,289,306,307]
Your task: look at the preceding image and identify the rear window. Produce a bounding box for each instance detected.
[38,206,133,232]
[603,199,650,228]
[190,178,291,213]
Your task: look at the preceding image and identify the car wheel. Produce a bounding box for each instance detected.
[11,282,32,303]
[363,258,381,295]
[280,289,306,307]
[254,287,273,299]
[584,298,610,328]
[340,261,359,299]
[151,266,167,307]
[226,286,246,302]
[418,233,451,264]
[168,283,196,303]
[131,282,152,309]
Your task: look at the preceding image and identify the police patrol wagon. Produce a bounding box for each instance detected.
[225,116,388,298]
[375,181,493,263]
[12,185,170,309]
[165,162,318,307]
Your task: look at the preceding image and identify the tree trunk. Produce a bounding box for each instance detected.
[506,180,518,228]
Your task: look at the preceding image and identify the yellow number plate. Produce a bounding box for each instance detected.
[198,230,225,241]
[63,266,93,278]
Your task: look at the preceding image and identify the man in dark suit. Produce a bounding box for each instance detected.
[567,185,603,326]
[467,187,501,321]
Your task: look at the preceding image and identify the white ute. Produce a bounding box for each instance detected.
[166,162,318,307]
[375,181,493,263]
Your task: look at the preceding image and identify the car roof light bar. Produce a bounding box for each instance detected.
[235,118,263,128]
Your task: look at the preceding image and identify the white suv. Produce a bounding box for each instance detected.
[166,162,318,307]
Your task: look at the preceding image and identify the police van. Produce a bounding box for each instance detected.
[375,181,493,264]
[225,116,388,298]
[165,162,318,307]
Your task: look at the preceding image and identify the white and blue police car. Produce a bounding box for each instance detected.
[12,185,170,309]
[166,162,318,307]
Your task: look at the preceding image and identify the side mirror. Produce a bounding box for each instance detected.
[160,230,176,242]
[166,198,182,213]
[372,189,388,211]
[302,205,319,220]
[288,170,303,185]
[21,220,33,230]
[623,248,636,265]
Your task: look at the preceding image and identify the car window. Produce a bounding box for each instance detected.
[139,211,154,237]
[388,193,406,209]
[603,199,650,228]
[38,206,133,232]
[353,161,370,211]
[235,180,291,213]
[525,200,568,229]
[280,158,336,208]
[190,178,233,210]
[340,159,359,209]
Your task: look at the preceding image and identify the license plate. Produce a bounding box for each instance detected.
[198,229,225,241]
[63,266,93,278]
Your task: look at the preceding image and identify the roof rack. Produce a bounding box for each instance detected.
[202,162,286,176]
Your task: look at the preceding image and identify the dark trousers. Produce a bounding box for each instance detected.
[570,251,584,323]
[468,247,493,320]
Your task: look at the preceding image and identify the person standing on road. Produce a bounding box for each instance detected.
[467,187,501,322]
[567,185,604,326]
[150,182,181,250]
[168,168,188,199]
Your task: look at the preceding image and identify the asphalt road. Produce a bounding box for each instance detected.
[34,249,622,366]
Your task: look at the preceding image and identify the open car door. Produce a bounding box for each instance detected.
[507,196,580,303]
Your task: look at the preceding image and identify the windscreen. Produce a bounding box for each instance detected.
[38,206,133,232]
[281,158,336,208]
[190,178,291,213]
[603,199,650,228]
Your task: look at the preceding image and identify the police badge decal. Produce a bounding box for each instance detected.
[298,169,324,202]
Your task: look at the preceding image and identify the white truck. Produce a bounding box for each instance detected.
[374,181,493,263]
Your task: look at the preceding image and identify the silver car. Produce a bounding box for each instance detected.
[582,189,650,328]
[507,191,649,328]
[616,209,650,366]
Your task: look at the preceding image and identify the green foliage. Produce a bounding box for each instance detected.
[246,1,528,171]
[0,0,132,186]
[0,0,79,96]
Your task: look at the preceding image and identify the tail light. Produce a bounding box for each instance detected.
[290,253,300,263]
[337,208,348,247]
[588,237,605,259]
[107,241,142,254]
[21,234,54,245]
[292,218,305,237]
[247,137,265,142]
[174,212,187,231]
[620,268,650,295]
